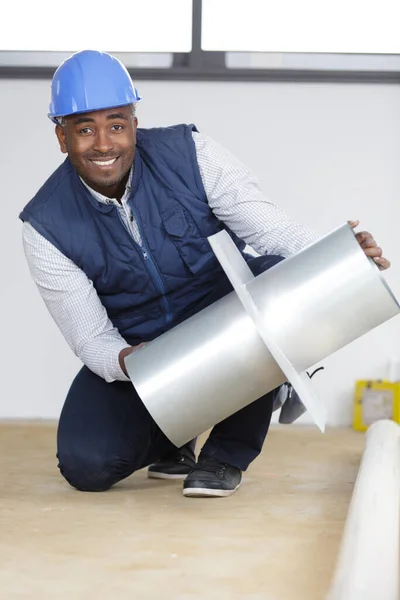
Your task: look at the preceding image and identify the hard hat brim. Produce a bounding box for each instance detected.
[48,97,142,124]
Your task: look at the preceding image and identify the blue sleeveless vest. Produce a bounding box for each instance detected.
[20,124,246,344]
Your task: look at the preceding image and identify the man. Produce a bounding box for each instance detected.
[20,50,390,498]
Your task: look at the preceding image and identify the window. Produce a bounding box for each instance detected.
[1,0,400,80]
[0,0,192,59]
[201,0,400,75]
[202,0,400,54]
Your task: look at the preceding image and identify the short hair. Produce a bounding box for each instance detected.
[57,103,137,127]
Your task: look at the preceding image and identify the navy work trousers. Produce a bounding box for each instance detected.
[57,254,283,491]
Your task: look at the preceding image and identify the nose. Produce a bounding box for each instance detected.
[92,128,114,154]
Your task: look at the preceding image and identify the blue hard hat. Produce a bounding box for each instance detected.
[48,50,142,123]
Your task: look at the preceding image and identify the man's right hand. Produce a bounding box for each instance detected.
[119,344,147,377]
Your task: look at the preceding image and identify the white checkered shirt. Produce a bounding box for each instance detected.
[22,132,318,382]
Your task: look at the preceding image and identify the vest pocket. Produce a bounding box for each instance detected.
[162,208,217,276]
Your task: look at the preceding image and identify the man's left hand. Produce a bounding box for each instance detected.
[349,220,391,270]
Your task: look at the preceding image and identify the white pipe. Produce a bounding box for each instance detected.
[328,419,400,600]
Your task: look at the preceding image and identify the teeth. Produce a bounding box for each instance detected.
[92,158,117,166]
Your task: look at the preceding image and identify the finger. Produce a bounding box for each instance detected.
[364,246,383,258]
[373,256,391,270]
[355,230,374,243]
[348,220,360,229]
[134,342,147,351]
[356,231,378,248]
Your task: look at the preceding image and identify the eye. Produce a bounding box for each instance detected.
[79,127,93,135]
[111,124,124,132]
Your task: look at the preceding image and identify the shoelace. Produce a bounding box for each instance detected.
[197,458,228,475]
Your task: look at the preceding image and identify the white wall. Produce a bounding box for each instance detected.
[2,78,400,425]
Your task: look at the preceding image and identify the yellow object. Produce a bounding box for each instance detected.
[353,380,400,431]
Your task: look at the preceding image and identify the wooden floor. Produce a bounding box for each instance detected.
[0,423,364,599]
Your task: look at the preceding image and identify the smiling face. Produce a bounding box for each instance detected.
[55,105,137,200]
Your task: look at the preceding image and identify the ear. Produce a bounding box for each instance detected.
[55,125,68,154]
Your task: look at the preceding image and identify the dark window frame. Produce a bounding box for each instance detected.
[1,0,400,83]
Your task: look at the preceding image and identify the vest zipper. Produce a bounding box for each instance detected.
[116,207,173,326]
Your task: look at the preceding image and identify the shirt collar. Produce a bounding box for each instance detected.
[79,164,134,206]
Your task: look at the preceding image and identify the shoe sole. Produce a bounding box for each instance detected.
[148,471,189,480]
[183,483,241,498]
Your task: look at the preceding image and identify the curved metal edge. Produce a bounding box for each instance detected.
[208,230,327,432]
[366,256,400,309]
[347,221,400,310]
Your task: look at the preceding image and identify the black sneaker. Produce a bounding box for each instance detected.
[147,441,196,480]
[183,456,242,498]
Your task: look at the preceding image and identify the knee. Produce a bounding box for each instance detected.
[57,453,126,492]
